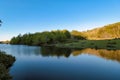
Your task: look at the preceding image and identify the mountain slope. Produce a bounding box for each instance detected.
[82,22,120,40]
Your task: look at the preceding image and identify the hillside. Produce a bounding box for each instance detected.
[10,22,120,46]
[81,22,120,40]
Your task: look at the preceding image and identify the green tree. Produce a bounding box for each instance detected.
[10,30,77,46]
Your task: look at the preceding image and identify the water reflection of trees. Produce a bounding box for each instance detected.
[41,47,72,58]
[41,47,120,62]
[72,48,120,62]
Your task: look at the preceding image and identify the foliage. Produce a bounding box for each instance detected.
[10,29,87,46]
[10,22,120,46]
[10,30,72,45]
[0,51,15,68]
[0,51,16,80]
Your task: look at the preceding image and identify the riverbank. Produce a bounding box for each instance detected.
[55,39,120,50]
[0,51,15,80]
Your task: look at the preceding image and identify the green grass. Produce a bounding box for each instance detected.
[56,39,120,50]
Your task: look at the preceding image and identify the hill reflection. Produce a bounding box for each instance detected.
[41,47,120,62]
[72,48,120,62]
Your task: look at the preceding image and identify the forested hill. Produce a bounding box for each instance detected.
[10,30,73,45]
[10,22,120,45]
[82,22,120,40]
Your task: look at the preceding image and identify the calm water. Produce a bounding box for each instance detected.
[0,44,120,80]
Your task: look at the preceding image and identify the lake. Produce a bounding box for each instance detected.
[0,44,120,80]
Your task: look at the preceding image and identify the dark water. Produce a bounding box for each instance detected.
[0,44,120,80]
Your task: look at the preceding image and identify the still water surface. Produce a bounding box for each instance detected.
[0,44,120,80]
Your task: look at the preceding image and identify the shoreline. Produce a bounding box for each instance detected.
[0,51,16,80]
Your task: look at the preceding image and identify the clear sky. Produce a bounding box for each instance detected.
[0,0,120,41]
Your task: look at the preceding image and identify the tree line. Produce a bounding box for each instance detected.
[10,30,86,46]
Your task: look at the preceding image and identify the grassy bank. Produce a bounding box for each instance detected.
[55,39,120,50]
[0,51,15,80]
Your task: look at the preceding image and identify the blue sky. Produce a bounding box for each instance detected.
[0,0,120,41]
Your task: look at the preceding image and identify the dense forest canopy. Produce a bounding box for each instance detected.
[10,30,85,45]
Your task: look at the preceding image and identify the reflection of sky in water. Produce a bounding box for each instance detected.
[0,44,120,80]
[0,44,41,56]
